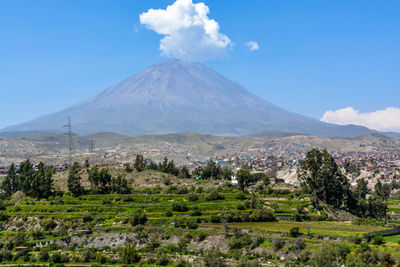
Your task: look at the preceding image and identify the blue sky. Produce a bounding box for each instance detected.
[1,0,399,131]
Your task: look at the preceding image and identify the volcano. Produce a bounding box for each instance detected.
[1,59,379,137]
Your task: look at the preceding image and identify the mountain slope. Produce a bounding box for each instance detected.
[0,59,382,137]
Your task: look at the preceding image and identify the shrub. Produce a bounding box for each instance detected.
[191,209,202,216]
[97,255,107,264]
[272,238,285,251]
[203,249,225,267]
[121,244,140,264]
[130,209,147,226]
[39,250,49,262]
[210,214,222,223]
[186,219,198,229]
[352,217,385,227]
[50,253,62,263]
[187,193,199,201]
[101,199,111,205]
[0,212,10,221]
[176,187,189,194]
[157,252,169,265]
[205,191,225,201]
[250,234,264,249]
[235,193,247,200]
[41,218,57,231]
[371,235,384,245]
[165,209,173,217]
[250,208,276,222]
[289,227,301,238]
[82,214,93,223]
[311,243,349,267]
[122,196,134,202]
[32,229,43,239]
[172,202,189,212]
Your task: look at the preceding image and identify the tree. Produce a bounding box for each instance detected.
[298,149,350,208]
[221,167,233,180]
[202,159,221,179]
[28,162,53,199]
[2,160,53,199]
[158,157,179,176]
[134,154,147,172]
[354,178,370,199]
[121,244,140,264]
[68,162,85,197]
[88,166,112,194]
[236,169,258,192]
[0,163,18,197]
[192,167,202,178]
[110,175,130,194]
[178,166,190,178]
[130,209,147,226]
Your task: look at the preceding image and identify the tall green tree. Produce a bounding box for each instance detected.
[178,166,190,178]
[236,169,258,192]
[0,163,18,197]
[110,175,130,194]
[134,154,147,172]
[32,162,53,199]
[201,159,221,179]
[298,149,350,208]
[68,162,85,197]
[88,166,112,194]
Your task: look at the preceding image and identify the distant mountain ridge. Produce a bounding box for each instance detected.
[1,59,396,138]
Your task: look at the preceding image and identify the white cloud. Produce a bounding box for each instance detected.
[321,107,400,132]
[139,0,231,61]
[246,41,259,51]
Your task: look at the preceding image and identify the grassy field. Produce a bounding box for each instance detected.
[1,168,400,266]
[204,221,388,237]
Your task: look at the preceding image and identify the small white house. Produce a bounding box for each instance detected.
[231,175,238,185]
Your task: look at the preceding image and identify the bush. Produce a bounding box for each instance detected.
[172,202,189,212]
[50,253,62,263]
[41,218,57,231]
[352,217,385,227]
[210,214,221,223]
[101,199,111,205]
[371,235,384,245]
[289,227,301,238]
[121,244,140,264]
[157,252,169,265]
[187,193,199,201]
[203,250,225,267]
[235,193,247,200]
[186,219,199,229]
[272,238,285,251]
[250,208,276,222]
[39,250,49,261]
[191,209,202,216]
[97,255,107,264]
[0,212,9,221]
[205,191,225,201]
[122,196,134,202]
[82,214,93,223]
[165,209,173,217]
[130,209,147,226]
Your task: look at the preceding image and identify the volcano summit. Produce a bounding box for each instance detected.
[1,59,380,137]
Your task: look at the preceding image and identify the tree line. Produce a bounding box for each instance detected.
[298,149,390,219]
